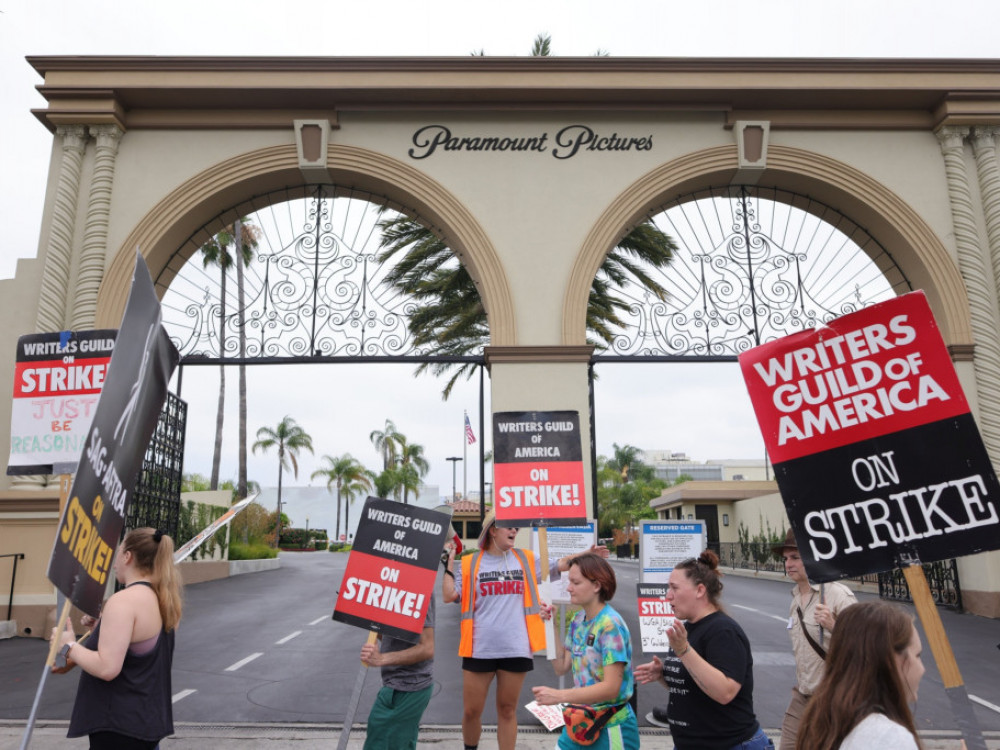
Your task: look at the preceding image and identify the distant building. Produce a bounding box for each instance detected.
[642,450,771,482]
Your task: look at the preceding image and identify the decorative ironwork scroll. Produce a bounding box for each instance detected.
[597,186,912,361]
[158,186,449,363]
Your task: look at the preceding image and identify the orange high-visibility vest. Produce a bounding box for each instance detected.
[458,548,546,657]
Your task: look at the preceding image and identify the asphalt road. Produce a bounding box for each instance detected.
[3,551,999,735]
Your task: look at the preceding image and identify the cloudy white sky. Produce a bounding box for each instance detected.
[2,0,998,514]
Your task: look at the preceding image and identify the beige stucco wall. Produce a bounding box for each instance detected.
[2,56,999,616]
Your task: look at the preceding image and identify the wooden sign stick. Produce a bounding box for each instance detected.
[902,562,986,750]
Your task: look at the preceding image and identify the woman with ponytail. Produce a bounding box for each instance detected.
[54,527,183,749]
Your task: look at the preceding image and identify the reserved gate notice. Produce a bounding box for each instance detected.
[739,291,1000,581]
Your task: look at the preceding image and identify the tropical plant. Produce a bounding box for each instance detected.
[252,416,314,546]
[369,419,404,471]
[310,453,372,542]
[370,467,402,500]
[341,475,370,543]
[234,220,263,502]
[397,438,430,504]
[199,220,257,490]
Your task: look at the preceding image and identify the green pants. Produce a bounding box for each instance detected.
[363,685,433,750]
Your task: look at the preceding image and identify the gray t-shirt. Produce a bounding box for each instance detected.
[379,597,434,691]
[454,550,553,660]
[839,713,918,750]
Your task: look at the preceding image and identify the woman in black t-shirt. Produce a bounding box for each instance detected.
[634,550,773,750]
[53,528,183,750]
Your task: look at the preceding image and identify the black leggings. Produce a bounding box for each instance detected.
[89,731,158,750]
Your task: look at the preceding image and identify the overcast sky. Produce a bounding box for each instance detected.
[2,0,998,508]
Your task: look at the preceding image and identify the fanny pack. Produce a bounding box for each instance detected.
[562,703,626,745]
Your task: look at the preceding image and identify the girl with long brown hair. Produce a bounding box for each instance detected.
[796,600,925,750]
[54,527,183,749]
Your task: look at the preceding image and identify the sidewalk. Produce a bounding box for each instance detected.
[4,721,999,749]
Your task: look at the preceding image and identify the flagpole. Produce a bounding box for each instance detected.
[463,410,468,501]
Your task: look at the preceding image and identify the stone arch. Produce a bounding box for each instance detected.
[96,143,516,345]
[564,144,973,348]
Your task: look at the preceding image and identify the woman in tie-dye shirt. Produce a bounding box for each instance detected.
[532,554,639,750]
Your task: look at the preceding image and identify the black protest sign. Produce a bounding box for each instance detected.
[334,497,450,643]
[7,329,117,475]
[739,291,1000,582]
[47,253,179,616]
[492,410,587,527]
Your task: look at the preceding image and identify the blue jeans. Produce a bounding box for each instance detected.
[728,727,774,750]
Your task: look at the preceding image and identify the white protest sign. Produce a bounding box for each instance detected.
[640,520,706,584]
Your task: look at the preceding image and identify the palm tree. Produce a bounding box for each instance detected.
[397,438,430,504]
[233,219,262,502]
[310,453,372,542]
[342,476,370,544]
[607,443,644,483]
[252,416,314,546]
[369,419,404,470]
[370,467,402,500]
[199,220,256,489]
[396,462,422,504]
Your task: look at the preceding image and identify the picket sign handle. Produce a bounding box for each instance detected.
[537,528,558,661]
[902,564,986,750]
[360,631,378,665]
[337,631,377,750]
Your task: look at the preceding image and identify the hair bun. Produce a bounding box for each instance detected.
[153,529,164,543]
[699,549,720,570]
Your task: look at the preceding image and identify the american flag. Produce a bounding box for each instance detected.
[465,414,476,444]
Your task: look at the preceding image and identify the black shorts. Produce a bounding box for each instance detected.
[462,656,534,673]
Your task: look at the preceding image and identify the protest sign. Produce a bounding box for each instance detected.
[739,290,1000,582]
[532,521,596,602]
[46,253,179,616]
[492,410,587,527]
[636,583,675,653]
[7,329,117,475]
[334,497,450,643]
[640,521,705,584]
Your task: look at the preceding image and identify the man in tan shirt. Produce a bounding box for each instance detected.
[773,528,857,749]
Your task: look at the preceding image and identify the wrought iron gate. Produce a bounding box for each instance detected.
[124,391,187,539]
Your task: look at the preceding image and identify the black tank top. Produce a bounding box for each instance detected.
[67,583,175,742]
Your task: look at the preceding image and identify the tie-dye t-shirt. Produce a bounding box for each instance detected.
[565,603,634,725]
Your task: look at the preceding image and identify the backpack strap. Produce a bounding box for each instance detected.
[796,606,826,660]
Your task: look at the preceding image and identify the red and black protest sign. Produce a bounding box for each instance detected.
[334,497,450,643]
[739,291,1000,582]
[636,583,675,654]
[492,410,587,527]
[7,329,117,476]
[47,253,179,616]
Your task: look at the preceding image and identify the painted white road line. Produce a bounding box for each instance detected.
[172,689,197,704]
[731,603,788,623]
[970,694,1000,715]
[309,616,327,626]
[225,652,263,671]
[276,630,302,645]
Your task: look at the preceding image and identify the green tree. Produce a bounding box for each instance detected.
[234,220,263,503]
[342,475,370,543]
[370,467,402,500]
[252,416,314,546]
[369,419,404,471]
[397,438,430,504]
[310,453,372,542]
[199,220,256,490]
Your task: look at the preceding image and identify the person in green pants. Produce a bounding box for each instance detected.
[359,598,435,749]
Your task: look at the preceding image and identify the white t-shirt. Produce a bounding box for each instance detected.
[839,713,919,750]
[454,549,546,660]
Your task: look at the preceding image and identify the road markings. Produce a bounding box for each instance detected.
[172,689,197,704]
[276,630,302,645]
[225,652,263,671]
[309,616,327,626]
[731,603,788,623]
[970,694,1000,715]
